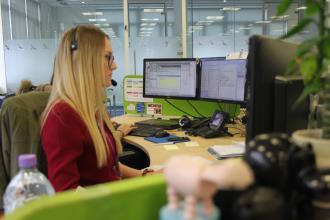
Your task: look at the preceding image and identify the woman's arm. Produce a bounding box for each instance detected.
[119,162,142,178]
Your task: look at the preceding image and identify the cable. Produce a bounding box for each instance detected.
[165,99,198,118]
[217,102,224,112]
[187,100,205,118]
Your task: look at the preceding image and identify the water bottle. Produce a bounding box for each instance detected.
[3,154,55,214]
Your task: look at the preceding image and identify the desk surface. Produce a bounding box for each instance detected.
[113,115,245,166]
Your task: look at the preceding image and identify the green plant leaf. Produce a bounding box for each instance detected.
[306,0,321,16]
[300,56,318,83]
[294,80,322,107]
[296,38,319,57]
[281,18,313,39]
[322,37,330,59]
[285,59,299,75]
[277,0,293,16]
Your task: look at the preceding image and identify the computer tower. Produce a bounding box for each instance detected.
[273,76,309,135]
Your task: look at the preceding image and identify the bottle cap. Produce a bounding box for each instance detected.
[18,154,37,168]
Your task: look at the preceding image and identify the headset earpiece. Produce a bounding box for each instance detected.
[179,115,192,129]
[70,28,78,51]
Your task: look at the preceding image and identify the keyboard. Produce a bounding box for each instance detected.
[130,126,164,137]
[135,119,179,130]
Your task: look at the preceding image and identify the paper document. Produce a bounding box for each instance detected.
[164,145,179,150]
[208,143,245,159]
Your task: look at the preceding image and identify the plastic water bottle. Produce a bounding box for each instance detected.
[3,154,55,214]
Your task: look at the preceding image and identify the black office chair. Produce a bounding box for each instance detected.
[119,142,150,170]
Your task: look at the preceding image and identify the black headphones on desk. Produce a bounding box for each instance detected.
[178,115,192,129]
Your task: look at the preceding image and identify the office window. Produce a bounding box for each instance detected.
[187,0,310,58]
[128,1,182,75]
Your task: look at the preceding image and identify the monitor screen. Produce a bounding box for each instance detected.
[246,35,298,143]
[143,58,197,99]
[199,58,247,104]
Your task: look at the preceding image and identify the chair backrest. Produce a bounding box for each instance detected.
[0,92,50,209]
[4,175,167,220]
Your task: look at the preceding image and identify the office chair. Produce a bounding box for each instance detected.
[0,92,50,209]
[119,143,150,170]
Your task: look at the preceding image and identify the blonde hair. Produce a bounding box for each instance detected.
[41,25,122,167]
[16,80,36,95]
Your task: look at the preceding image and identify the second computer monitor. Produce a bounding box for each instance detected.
[143,58,197,99]
[199,58,247,104]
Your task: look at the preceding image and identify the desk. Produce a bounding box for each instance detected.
[113,115,245,166]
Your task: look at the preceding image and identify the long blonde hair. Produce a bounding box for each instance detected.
[41,25,121,167]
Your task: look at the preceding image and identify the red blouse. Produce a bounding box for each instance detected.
[41,101,120,192]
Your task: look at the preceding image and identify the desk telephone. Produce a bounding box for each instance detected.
[185,110,230,138]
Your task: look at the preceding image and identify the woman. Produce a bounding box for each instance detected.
[41,25,146,192]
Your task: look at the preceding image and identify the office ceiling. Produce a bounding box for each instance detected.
[42,0,300,8]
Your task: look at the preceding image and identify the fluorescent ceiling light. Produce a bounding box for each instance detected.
[239,27,252,30]
[222,7,241,11]
[141,23,157,26]
[88,18,107,22]
[255,20,271,24]
[270,15,289,19]
[141,18,159,21]
[206,16,224,20]
[295,6,307,11]
[143,8,163,13]
[82,12,103,16]
[139,31,152,34]
[140,27,154,31]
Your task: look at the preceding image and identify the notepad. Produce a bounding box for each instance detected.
[208,144,245,159]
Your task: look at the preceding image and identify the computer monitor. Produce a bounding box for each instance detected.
[246,35,299,142]
[199,57,247,104]
[143,58,198,99]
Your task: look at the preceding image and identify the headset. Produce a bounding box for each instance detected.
[70,27,78,51]
[178,115,192,129]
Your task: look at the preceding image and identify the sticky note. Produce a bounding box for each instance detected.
[164,145,179,150]
[185,141,199,147]
[127,104,135,111]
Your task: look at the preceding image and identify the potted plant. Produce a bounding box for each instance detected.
[277,0,330,168]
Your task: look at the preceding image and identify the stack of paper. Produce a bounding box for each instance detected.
[208,143,245,159]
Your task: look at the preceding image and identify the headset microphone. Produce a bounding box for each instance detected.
[111,79,117,87]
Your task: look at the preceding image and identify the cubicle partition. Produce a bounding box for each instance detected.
[5,175,167,220]
[123,75,240,118]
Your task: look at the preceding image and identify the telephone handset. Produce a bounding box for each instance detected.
[195,110,230,138]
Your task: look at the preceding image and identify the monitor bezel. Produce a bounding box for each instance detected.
[143,58,199,100]
[198,57,248,105]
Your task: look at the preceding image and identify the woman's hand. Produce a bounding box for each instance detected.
[117,124,135,136]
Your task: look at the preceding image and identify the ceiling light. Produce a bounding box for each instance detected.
[81,1,86,4]
[82,12,103,16]
[143,8,163,13]
[295,6,307,11]
[255,20,271,24]
[270,15,289,20]
[141,18,160,22]
[140,27,154,31]
[88,18,107,22]
[206,16,224,20]
[140,23,157,26]
[222,7,241,11]
[239,27,252,30]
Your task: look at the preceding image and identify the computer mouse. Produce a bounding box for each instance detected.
[154,130,170,138]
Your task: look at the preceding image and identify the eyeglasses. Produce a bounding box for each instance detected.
[105,54,115,69]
